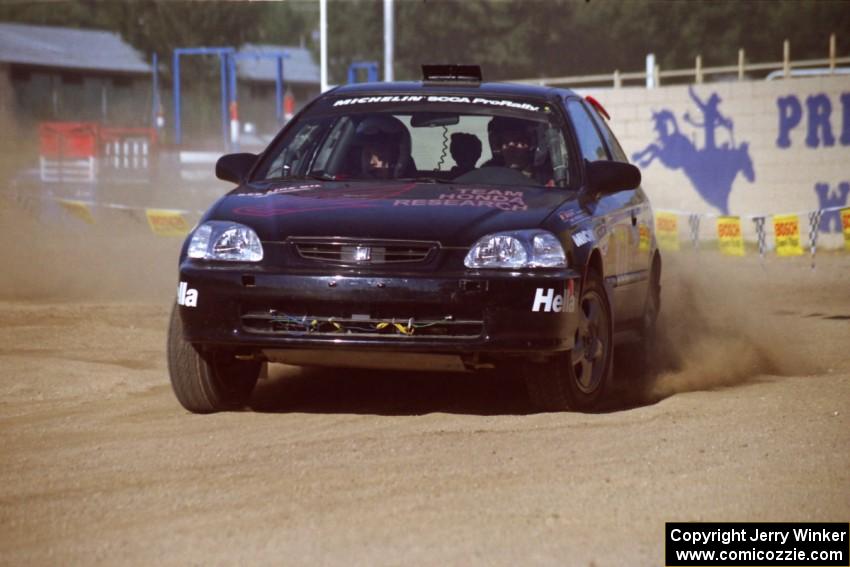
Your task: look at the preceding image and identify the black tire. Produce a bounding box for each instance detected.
[167,306,261,413]
[630,255,662,380]
[524,269,614,412]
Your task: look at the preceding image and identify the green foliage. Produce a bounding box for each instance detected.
[321,0,849,81]
[1,0,847,82]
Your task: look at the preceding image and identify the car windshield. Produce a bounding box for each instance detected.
[257,97,572,188]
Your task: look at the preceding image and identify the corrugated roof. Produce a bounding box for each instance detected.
[0,22,151,74]
[236,44,319,85]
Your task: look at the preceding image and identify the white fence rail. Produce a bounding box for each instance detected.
[512,36,849,88]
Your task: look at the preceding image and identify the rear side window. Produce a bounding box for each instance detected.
[585,101,629,163]
[566,99,609,162]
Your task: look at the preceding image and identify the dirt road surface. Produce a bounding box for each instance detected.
[1,198,848,566]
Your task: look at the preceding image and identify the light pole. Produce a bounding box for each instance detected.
[384,0,394,82]
[320,0,328,92]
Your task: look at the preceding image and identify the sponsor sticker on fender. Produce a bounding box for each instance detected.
[176,281,198,307]
[716,216,745,256]
[638,224,651,252]
[773,214,803,256]
[572,230,593,247]
[532,282,575,313]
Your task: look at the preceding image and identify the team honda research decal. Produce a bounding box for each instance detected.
[394,187,528,211]
[333,95,540,112]
[177,281,198,307]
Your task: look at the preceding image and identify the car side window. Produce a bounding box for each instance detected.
[566,99,610,162]
[585,102,629,163]
[263,119,328,179]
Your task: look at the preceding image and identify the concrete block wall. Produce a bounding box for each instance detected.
[582,76,850,246]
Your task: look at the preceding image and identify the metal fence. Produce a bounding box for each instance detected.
[512,35,849,88]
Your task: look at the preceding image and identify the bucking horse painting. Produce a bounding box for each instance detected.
[632,87,755,214]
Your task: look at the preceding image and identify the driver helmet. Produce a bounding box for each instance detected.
[354,114,411,178]
[488,116,537,170]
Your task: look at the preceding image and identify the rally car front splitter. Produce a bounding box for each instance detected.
[176,265,583,365]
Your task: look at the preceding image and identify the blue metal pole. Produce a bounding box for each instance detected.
[228,54,238,151]
[173,51,181,145]
[151,53,159,129]
[275,54,283,124]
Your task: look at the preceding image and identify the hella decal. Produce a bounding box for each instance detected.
[177,281,199,308]
[532,283,577,313]
[532,288,562,312]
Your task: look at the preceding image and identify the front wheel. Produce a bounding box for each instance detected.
[167,306,261,413]
[524,269,613,412]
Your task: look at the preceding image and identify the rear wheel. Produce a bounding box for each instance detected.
[632,255,661,379]
[524,269,613,412]
[167,306,261,413]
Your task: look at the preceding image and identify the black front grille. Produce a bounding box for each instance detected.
[241,311,483,339]
[290,237,436,265]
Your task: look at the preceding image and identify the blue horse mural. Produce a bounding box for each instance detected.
[632,87,755,214]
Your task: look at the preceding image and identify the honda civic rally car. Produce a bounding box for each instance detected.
[167,65,661,413]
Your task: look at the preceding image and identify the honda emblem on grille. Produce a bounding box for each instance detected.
[353,245,372,263]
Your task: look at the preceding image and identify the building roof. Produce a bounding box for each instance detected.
[0,22,151,74]
[235,44,319,85]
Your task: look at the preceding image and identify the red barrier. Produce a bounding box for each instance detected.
[38,123,158,182]
[99,127,157,148]
[39,122,99,159]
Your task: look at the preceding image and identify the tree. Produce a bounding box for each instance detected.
[1,0,847,82]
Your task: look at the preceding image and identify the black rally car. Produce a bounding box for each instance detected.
[167,66,660,413]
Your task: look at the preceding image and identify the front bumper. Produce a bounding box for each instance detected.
[177,263,582,362]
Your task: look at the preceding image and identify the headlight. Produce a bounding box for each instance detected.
[188,221,264,262]
[464,230,566,269]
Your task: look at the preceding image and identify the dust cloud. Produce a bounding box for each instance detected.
[643,253,830,400]
[0,163,225,302]
[0,203,179,302]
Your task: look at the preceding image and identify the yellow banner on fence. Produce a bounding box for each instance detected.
[773,214,803,256]
[842,208,850,252]
[58,199,95,224]
[655,212,679,251]
[716,216,744,256]
[145,209,190,237]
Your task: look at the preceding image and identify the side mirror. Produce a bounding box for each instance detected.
[585,160,641,196]
[215,153,258,184]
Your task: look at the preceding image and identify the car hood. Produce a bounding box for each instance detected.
[210,180,574,245]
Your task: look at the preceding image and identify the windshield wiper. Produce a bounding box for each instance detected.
[303,172,337,181]
[396,176,455,184]
[266,172,337,182]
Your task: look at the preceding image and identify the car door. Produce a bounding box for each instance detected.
[565,97,642,322]
[586,100,654,282]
